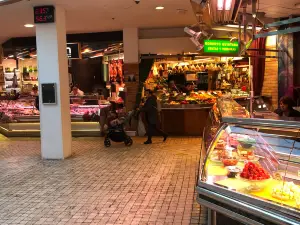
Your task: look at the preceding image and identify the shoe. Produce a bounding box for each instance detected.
[144,141,152,145]
[163,135,168,142]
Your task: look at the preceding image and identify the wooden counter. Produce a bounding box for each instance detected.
[160,105,212,136]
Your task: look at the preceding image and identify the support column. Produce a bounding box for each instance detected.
[36,6,72,159]
[123,28,139,64]
[123,28,140,111]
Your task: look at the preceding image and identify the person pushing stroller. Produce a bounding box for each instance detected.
[103,109,133,147]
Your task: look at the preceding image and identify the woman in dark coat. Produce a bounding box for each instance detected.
[141,90,168,144]
[274,96,300,118]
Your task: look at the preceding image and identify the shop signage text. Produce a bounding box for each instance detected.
[204,40,239,55]
[67,43,81,59]
[34,6,55,24]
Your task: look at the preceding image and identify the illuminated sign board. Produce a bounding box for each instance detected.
[204,40,239,55]
[34,6,55,24]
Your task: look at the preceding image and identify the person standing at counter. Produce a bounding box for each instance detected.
[70,86,84,96]
[168,80,180,93]
[31,85,38,96]
[182,83,194,95]
[141,89,168,144]
[274,96,300,117]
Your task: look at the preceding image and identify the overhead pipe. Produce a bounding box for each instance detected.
[233,0,244,23]
[243,7,247,44]
[252,0,257,39]
[238,14,242,56]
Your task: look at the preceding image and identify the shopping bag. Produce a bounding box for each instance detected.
[137,115,146,137]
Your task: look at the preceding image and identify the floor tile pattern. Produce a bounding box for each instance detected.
[0,137,206,225]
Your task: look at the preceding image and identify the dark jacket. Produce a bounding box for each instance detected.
[274,108,300,117]
[141,95,158,125]
[35,96,39,111]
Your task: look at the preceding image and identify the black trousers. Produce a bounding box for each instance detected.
[147,124,167,141]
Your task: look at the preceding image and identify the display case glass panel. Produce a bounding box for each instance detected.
[201,123,300,213]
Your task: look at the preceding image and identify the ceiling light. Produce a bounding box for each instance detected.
[24,24,34,28]
[225,0,232,10]
[217,0,224,10]
[155,6,164,10]
[225,24,261,31]
[217,0,232,11]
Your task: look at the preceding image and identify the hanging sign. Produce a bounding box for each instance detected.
[34,6,55,24]
[67,43,81,59]
[204,40,239,55]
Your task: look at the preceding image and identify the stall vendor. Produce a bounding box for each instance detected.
[182,83,194,95]
[274,96,300,118]
[31,85,39,96]
[168,80,180,93]
[70,86,84,96]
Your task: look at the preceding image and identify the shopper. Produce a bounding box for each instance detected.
[274,96,300,117]
[35,95,39,111]
[70,86,84,96]
[99,105,111,136]
[141,89,168,144]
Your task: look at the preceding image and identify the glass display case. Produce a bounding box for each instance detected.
[0,96,111,137]
[197,101,300,225]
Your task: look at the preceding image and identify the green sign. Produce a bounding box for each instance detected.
[204,40,239,55]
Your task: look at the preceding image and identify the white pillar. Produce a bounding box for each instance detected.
[123,28,139,63]
[35,6,72,159]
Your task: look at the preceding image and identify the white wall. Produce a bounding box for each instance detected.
[139,37,196,55]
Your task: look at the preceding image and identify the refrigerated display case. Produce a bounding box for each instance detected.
[197,100,300,225]
[0,96,110,137]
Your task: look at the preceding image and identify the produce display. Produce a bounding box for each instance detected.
[272,182,300,201]
[240,162,270,180]
[217,97,250,118]
[205,123,300,210]
[157,88,222,106]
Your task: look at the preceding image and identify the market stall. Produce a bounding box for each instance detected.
[197,97,300,225]
[143,56,250,135]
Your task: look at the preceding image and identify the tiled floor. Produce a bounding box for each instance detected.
[0,136,206,225]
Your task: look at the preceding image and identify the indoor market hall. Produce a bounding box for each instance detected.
[0,0,300,225]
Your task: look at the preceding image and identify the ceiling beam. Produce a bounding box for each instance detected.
[255,26,300,39]
[264,17,300,29]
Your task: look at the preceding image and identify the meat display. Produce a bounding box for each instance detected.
[0,99,107,122]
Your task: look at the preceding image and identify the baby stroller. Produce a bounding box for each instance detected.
[104,112,133,147]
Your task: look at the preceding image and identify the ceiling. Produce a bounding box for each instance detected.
[1,0,300,46]
[246,0,300,18]
[0,0,196,44]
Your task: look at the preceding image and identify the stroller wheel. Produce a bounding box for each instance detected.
[104,139,111,147]
[125,138,133,146]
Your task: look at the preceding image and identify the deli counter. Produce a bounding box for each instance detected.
[0,96,110,137]
[197,98,300,225]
